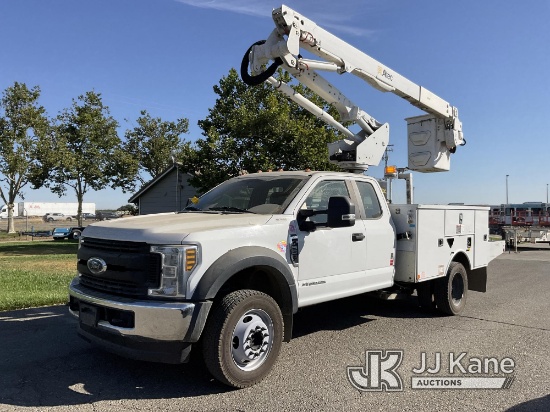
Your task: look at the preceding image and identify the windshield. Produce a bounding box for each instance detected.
[186,175,309,214]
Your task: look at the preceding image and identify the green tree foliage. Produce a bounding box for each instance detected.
[124,110,195,184]
[0,82,50,233]
[33,91,138,226]
[192,68,342,191]
[117,203,138,215]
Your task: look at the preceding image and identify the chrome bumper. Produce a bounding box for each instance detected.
[68,278,211,363]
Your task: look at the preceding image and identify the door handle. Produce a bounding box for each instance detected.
[352,233,365,242]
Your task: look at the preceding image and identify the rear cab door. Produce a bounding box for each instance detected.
[349,176,396,289]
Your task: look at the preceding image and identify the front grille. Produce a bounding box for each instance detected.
[78,237,161,297]
[79,274,145,296]
[80,237,151,253]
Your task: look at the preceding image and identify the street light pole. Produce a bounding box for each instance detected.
[547,183,548,204]
[506,174,509,205]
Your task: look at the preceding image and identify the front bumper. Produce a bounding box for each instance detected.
[69,278,211,363]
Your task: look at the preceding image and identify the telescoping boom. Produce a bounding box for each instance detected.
[241,4,465,172]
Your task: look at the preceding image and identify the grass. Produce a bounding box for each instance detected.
[0,241,78,311]
[0,231,23,241]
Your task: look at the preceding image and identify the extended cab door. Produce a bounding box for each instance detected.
[294,178,369,306]
[351,179,395,289]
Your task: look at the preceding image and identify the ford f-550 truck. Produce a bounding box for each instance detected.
[68,5,504,388]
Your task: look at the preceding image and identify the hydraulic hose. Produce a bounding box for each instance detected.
[240,40,283,86]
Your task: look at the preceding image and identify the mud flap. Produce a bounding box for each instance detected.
[467,267,487,292]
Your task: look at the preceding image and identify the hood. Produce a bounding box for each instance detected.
[82,212,272,244]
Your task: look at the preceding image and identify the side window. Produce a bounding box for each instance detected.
[356,181,383,219]
[302,180,349,224]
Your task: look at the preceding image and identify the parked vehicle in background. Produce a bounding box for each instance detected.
[0,202,95,219]
[82,213,97,220]
[96,211,119,221]
[43,213,74,222]
[52,227,84,240]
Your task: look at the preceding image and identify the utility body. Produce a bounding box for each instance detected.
[68,5,503,388]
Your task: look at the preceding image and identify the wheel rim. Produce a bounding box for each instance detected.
[451,274,464,305]
[231,309,274,371]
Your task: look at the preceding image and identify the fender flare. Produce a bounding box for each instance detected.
[191,246,298,341]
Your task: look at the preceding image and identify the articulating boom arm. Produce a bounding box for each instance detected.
[241,4,465,172]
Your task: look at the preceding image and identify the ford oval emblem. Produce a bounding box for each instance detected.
[87,257,107,275]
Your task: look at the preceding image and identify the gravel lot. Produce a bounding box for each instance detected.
[0,246,549,411]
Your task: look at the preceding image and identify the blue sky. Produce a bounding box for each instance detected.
[1,0,549,209]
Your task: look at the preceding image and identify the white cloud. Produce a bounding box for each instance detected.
[175,0,269,17]
[175,0,377,37]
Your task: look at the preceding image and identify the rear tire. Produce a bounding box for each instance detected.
[435,262,468,315]
[202,289,283,388]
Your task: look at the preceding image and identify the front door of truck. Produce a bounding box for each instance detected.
[294,178,368,306]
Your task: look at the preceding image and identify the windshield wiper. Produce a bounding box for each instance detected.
[208,206,255,214]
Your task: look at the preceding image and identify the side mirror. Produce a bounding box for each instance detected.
[327,196,355,227]
[297,209,317,232]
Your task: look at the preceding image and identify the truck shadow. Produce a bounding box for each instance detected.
[0,306,230,407]
[292,293,437,339]
[0,296,436,407]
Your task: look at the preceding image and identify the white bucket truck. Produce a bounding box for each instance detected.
[68,5,504,388]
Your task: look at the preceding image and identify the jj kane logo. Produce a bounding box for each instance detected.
[347,350,515,392]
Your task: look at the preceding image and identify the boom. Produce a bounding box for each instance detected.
[241,4,465,172]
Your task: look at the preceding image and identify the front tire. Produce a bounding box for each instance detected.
[435,262,468,315]
[202,289,283,388]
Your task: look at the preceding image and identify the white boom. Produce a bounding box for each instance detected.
[241,4,465,172]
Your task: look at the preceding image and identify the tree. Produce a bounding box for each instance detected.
[0,82,49,233]
[117,203,138,215]
[33,91,138,226]
[192,68,342,191]
[124,110,194,185]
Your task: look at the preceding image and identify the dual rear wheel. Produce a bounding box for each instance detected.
[417,262,468,315]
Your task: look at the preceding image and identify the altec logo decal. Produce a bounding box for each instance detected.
[347,351,515,392]
[377,66,394,82]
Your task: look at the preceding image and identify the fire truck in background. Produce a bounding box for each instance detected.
[490,202,550,245]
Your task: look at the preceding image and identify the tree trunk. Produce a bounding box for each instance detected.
[7,203,15,234]
[77,193,83,227]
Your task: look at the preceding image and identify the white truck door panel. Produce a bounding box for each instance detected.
[295,179,369,306]
[354,180,395,288]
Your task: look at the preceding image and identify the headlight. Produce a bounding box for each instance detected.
[148,245,199,298]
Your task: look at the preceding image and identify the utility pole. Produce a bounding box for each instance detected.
[506,174,509,205]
